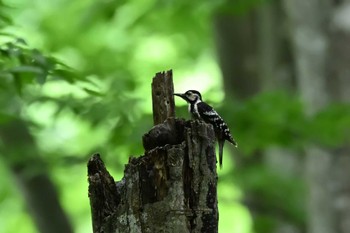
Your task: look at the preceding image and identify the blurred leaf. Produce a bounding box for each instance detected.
[51,69,76,83]
[225,91,305,154]
[83,88,104,97]
[307,103,350,146]
[15,37,27,45]
[0,31,15,38]
[0,112,16,124]
[0,13,12,25]
[10,65,43,74]
[36,73,47,85]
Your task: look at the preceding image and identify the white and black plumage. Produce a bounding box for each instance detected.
[174,90,237,169]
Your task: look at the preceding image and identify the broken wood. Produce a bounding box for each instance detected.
[152,70,175,125]
[88,70,218,233]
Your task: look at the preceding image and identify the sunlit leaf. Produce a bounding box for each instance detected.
[52,69,77,83]
[82,87,104,97]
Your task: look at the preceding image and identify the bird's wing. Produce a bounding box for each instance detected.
[197,102,237,146]
[196,102,215,122]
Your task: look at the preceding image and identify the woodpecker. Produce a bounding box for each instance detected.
[174,90,237,169]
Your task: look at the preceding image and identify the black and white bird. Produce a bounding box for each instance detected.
[174,90,237,168]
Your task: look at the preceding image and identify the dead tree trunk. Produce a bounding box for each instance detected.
[88,70,218,233]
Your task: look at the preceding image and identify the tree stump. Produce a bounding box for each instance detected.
[88,70,218,233]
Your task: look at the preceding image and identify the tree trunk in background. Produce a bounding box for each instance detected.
[283,1,350,233]
[213,10,260,100]
[0,120,73,233]
[213,1,303,233]
[255,4,304,233]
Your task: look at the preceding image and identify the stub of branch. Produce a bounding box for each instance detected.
[151,70,175,125]
[87,154,119,233]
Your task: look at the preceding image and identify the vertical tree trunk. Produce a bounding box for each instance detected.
[0,120,73,233]
[213,2,303,233]
[213,11,260,100]
[283,1,350,233]
[88,71,218,233]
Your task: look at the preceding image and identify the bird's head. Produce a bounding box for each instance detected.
[174,90,202,104]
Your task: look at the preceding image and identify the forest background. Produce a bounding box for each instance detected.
[0,0,350,233]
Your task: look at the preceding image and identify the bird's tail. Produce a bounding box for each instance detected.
[218,140,224,169]
[228,135,238,147]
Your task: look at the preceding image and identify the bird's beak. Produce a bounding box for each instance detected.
[173,93,185,99]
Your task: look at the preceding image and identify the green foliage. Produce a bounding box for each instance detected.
[0,1,12,29]
[1,0,349,233]
[306,104,350,146]
[222,92,350,154]
[240,164,305,222]
[228,92,304,154]
[0,1,220,232]
[0,39,83,95]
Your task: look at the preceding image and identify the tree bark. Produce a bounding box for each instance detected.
[152,70,176,125]
[88,71,218,233]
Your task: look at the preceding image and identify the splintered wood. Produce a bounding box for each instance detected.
[87,70,218,233]
[151,70,175,125]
